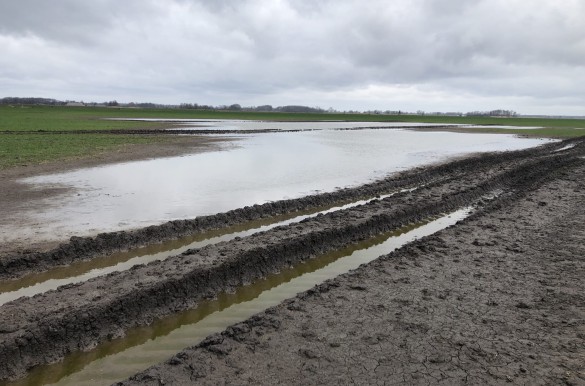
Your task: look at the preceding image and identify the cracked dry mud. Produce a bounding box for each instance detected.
[0,138,584,384]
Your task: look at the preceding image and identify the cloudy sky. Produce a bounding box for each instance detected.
[1,0,583,115]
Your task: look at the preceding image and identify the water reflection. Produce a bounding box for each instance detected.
[109,119,457,131]
[0,193,397,304]
[9,129,548,245]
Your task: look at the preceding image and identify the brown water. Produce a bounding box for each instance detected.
[0,193,400,305]
[4,208,471,386]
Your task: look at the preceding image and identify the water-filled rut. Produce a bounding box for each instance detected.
[0,193,400,305]
[0,138,583,383]
[7,210,470,386]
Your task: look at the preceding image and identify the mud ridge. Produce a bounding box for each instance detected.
[0,139,583,381]
[0,139,570,280]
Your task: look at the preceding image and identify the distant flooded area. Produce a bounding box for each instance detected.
[6,124,550,246]
[108,118,459,131]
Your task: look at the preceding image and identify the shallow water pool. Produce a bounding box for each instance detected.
[7,128,548,245]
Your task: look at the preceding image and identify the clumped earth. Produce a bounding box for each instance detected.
[0,138,583,384]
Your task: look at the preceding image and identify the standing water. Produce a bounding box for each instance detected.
[5,128,548,246]
[6,208,471,386]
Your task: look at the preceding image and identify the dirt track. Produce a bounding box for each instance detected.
[0,138,583,383]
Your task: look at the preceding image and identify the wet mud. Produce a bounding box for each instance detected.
[119,139,585,385]
[0,138,583,383]
[8,213,466,386]
[0,193,398,305]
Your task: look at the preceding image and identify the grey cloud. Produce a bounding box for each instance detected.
[0,0,583,114]
[0,0,114,44]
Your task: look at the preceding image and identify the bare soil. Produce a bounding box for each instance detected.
[0,138,583,384]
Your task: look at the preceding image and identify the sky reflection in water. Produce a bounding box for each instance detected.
[15,128,548,243]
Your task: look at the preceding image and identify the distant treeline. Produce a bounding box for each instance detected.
[1,97,518,117]
[466,109,518,117]
[0,97,162,108]
[1,97,67,106]
[179,103,327,113]
[0,97,327,113]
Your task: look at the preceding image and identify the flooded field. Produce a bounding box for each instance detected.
[1,137,582,385]
[107,119,457,131]
[7,127,548,247]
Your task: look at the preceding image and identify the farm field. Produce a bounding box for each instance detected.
[0,106,584,385]
[1,106,584,169]
[3,1,584,385]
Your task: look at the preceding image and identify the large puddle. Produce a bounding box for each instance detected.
[4,208,471,386]
[5,128,547,247]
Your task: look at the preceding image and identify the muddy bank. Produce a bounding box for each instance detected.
[0,139,583,381]
[120,147,585,385]
[0,138,572,280]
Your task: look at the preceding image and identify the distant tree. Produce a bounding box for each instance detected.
[0,97,64,105]
[180,103,200,109]
[276,105,325,113]
[136,102,157,108]
[466,109,517,117]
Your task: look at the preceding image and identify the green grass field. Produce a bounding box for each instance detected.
[1,105,583,169]
[0,133,167,169]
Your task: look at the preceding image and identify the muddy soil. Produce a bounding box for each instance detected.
[0,138,583,383]
[119,144,585,385]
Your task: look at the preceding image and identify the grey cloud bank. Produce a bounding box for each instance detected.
[1,0,584,115]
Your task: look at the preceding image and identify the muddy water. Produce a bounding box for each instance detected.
[6,208,470,386]
[0,193,398,305]
[9,129,547,247]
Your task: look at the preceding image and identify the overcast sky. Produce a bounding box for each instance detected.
[1,0,583,115]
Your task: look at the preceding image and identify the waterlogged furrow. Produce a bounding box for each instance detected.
[6,209,470,386]
[0,194,398,305]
